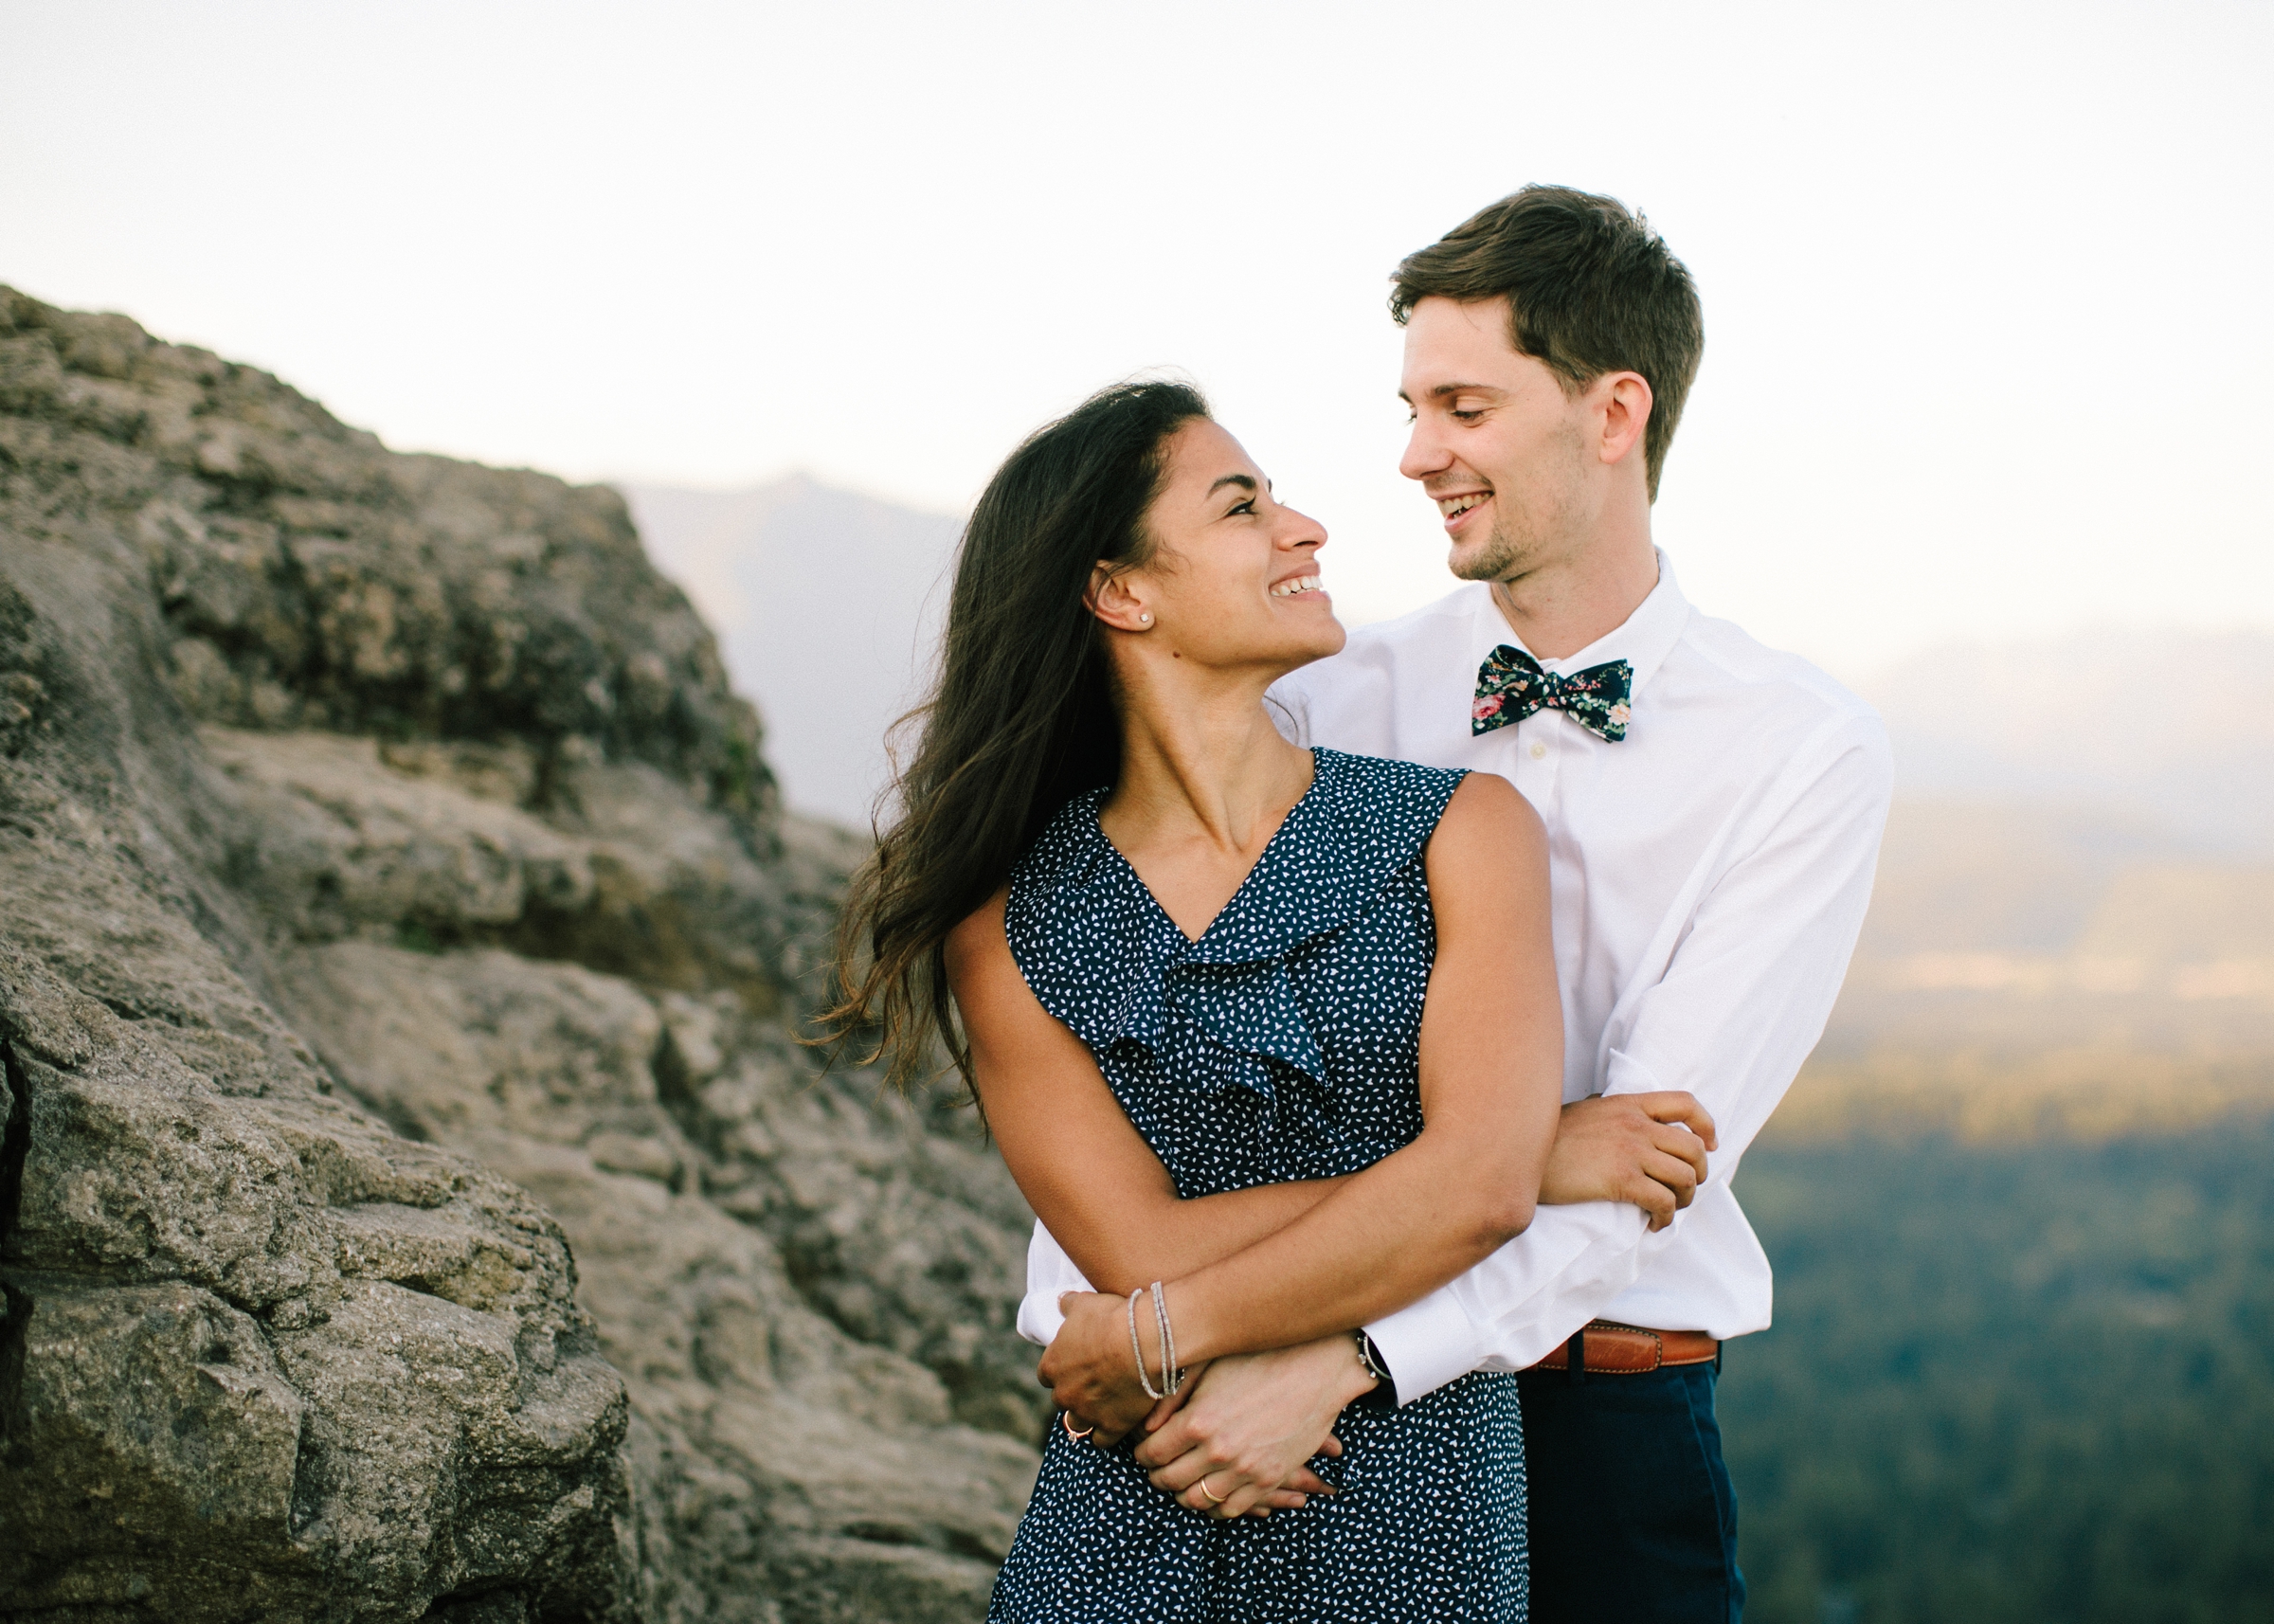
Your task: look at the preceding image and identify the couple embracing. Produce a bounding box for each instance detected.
[826,186,1892,1622]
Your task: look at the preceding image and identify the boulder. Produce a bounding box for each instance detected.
[0,287,1038,1623]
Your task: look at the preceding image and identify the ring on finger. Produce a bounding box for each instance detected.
[1198,1475,1227,1506]
[1061,1413,1094,1441]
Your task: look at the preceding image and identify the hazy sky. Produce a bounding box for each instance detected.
[5,1,2269,676]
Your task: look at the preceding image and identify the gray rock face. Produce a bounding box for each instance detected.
[0,288,1038,1623]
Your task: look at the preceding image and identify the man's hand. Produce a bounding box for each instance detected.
[1132,1335,1371,1520]
[1538,1092,1718,1231]
[1038,1291,1178,1447]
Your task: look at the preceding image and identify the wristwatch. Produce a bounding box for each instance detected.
[1353,1329,1399,1410]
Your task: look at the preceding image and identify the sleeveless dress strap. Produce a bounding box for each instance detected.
[1005,750,1467,1092]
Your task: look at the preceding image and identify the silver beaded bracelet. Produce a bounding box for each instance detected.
[1150,1281,1184,1397]
[1127,1281,1186,1400]
[1128,1288,1164,1400]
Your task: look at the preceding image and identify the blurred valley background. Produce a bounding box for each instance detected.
[629,477,2274,1624]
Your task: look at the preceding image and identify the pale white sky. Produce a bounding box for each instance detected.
[5,0,2269,676]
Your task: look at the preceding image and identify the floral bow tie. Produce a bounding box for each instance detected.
[1472,645,1633,742]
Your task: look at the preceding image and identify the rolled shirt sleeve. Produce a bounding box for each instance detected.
[1018,1220,1092,1346]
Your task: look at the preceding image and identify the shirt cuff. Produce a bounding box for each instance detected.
[1363,1287,1490,1406]
[1016,1221,1092,1347]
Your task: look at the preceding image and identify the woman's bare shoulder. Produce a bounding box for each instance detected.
[1434,769,1545,855]
[1427,772,1552,946]
[942,885,1015,985]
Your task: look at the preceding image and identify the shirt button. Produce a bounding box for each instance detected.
[1528,741,1546,760]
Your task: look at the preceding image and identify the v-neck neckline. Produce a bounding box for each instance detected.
[1094,748,1326,949]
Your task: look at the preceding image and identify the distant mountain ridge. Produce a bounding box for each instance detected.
[1860,626,2274,857]
[623,476,957,825]
[1808,629,2274,1137]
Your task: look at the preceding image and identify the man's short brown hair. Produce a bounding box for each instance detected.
[1392,186,1704,500]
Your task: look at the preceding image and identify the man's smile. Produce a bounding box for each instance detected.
[1435,491,1492,532]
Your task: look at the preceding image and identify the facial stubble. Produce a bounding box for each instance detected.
[1445,424,1591,588]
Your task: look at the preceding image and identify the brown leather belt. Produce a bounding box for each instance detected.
[1525,1320,1719,1375]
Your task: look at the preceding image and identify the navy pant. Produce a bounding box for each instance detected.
[1514,1362,1745,1622]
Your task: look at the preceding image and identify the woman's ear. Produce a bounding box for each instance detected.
[1085,562,1154,632]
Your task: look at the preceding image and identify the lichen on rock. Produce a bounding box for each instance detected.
[0,287,1038,1623]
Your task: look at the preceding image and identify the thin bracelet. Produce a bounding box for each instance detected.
[1151,1282,1170,1396]
[1128,1289,1164,1399]
[1155,1273,1191,1392]
[1149,1281,1184,1396]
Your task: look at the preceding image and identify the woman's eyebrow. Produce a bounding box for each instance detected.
[1206,473,1258,496]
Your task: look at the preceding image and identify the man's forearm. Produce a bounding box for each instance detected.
[1362,1197,1650,1398]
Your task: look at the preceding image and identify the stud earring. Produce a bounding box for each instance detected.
[1139,613,1152,623]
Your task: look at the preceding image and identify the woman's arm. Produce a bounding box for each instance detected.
[945,893,1345,1290]
[1040,773,1563,1396]
[1158,772,1561,1351]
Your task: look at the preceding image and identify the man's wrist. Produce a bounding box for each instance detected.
[1352,1329,1399,1410]
[1363,1289,1492,1407]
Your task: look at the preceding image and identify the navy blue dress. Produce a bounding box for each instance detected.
[988,748,1528,1624]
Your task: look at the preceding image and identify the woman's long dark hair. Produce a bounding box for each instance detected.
[818,378,1212,1090]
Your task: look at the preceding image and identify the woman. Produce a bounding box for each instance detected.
[823,380,1563,1622]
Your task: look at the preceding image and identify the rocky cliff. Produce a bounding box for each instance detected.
[0,288,1039,1623]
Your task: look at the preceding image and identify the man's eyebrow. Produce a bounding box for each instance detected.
[1206,473,1258,496]
[1417,382,1505,402]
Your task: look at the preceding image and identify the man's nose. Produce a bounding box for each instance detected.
[1399,422,1450,482]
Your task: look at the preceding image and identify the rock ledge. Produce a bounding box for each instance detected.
[0,288,1036,1624]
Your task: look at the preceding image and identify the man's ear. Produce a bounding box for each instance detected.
[1596,372,1654,470]
[1085,562,1152,632]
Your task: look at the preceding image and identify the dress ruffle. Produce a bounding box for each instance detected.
[1005,749,1464,1105]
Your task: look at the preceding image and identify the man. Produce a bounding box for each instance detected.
[1023,185,1891,1619]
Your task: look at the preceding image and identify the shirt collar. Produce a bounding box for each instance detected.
[1469,546,1691,695]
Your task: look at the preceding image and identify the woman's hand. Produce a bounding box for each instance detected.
[1132,1339,1364,1519]
[1040,1291,1190,1447]
[1043,1300,1340,1521]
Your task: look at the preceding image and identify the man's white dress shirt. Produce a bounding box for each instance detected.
[1017,552,1892,1403]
